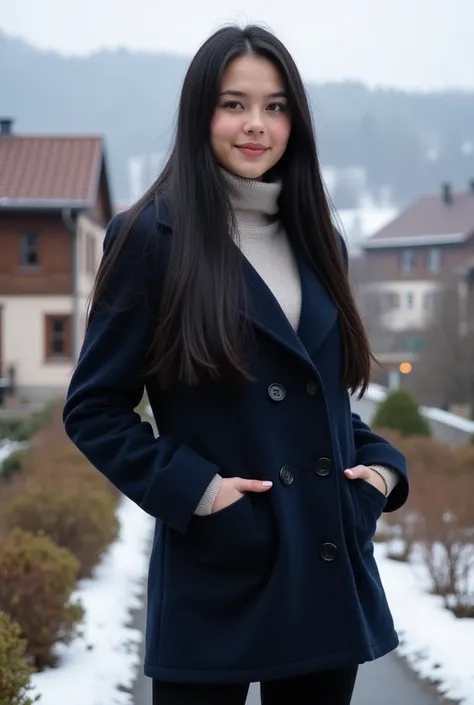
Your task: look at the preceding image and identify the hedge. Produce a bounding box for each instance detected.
[0,406,51,444]
[0,400,122,676]
[0,449,26,480]
[0,529,84,670]
[5,478,119,578]
[0,610,39,705]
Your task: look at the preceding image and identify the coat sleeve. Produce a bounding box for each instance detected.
[63,212,220,534]
[337,231,409,512]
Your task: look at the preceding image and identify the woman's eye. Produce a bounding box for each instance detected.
[222,101,244,110]
[267,103,286,113]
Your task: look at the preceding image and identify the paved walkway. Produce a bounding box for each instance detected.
[131,585,453,705]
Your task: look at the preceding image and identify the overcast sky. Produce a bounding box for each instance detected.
[1,0,473,90]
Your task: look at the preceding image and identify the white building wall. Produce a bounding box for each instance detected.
[365,280,441,331]
[75,213,106,345]
[0,295,74,396]
[0,216,105,401]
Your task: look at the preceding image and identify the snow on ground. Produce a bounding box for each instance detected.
[376,541,474,704]
[0,438,24,465]
[30,498,154,705]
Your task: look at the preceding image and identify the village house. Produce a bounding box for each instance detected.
[358,181,474,368]
[0,118,113,402]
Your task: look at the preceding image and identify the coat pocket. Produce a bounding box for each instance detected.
[187,492,276,567]
[352,480,387,549]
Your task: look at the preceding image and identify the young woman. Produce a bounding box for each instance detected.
[64,24,408,705]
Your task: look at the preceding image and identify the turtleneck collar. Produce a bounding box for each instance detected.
[221,168,282,220]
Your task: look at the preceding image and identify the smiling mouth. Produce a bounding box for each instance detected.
[236,145,269,158]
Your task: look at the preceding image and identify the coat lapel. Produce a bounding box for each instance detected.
[293,242,338,358]
[237,242,338,368]
[155,197,338,368]
[237,252,314,368]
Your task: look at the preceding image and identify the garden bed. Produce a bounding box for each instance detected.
[0,399,154,703]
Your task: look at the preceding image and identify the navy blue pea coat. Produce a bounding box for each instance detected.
[63,200,409,684]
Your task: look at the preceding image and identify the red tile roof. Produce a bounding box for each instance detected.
[367,189,474,247]
[0,135,104,208]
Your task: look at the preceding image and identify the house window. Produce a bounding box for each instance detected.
[406,292,415,309]
[400,249,414,275]
[381,291,400,311]
[427,248,442,274]
[44,315,72,360]
[20,233,39,267]
[390,292,400,309]
[424,291,439,311]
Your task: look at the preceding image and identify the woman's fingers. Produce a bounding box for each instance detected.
[234,477,273,493]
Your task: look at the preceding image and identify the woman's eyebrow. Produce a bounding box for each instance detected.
[219,90,287,98]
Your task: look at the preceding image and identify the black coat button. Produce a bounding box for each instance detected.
[306,381,318,397]
[315,457,333,477]
[279,466,294,485]
[268,383,285,402]
[321,543,338,562]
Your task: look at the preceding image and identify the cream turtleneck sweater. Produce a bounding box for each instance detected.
[194,170,398,515]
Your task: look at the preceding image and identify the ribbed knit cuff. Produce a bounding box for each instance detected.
[194,474,222,516]
[369,465,399,496]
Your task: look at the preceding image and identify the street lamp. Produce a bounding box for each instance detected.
[388,361,412,390]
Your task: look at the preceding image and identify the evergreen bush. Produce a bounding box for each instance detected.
[372,389,431,437]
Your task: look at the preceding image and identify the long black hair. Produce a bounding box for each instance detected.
[90,24,374,396]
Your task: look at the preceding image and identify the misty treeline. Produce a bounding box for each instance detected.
[1,31,474,204]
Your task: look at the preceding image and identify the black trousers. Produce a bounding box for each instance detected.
[152,665,358,705]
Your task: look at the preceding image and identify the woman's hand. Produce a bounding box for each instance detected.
[211,477,273,513]
[344,465,387,496]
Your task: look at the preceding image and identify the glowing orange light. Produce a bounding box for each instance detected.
[399,362,412,374]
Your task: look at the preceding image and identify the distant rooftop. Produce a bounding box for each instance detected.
[0,117,106,210]
[365,181,474,248]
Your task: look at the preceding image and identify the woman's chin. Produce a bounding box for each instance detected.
[225,160,269,181]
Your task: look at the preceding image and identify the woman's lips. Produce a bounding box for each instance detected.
[237,145,268,158]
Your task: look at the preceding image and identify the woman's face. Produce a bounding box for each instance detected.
[211,54,292,180]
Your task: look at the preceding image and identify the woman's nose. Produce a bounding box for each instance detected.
[243,108,265,134]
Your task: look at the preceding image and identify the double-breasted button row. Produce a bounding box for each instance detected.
[268,380,319,402]
[278,458,332,487]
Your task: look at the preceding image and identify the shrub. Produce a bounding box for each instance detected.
[5,479,119,578]
[0,419,30,443]
[0,407,51,444]
[0,529,84,670]
[0,449,26,479]
[0,610,39,705]
[372,389,431,437]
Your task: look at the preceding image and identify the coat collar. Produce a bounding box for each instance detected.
[155,197,337,370]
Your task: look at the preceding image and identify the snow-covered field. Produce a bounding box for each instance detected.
[30,498,153,705]
[376,541,474,704]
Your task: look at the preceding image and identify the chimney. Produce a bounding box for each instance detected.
[0,118,14,137]
[442,182,453,206]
